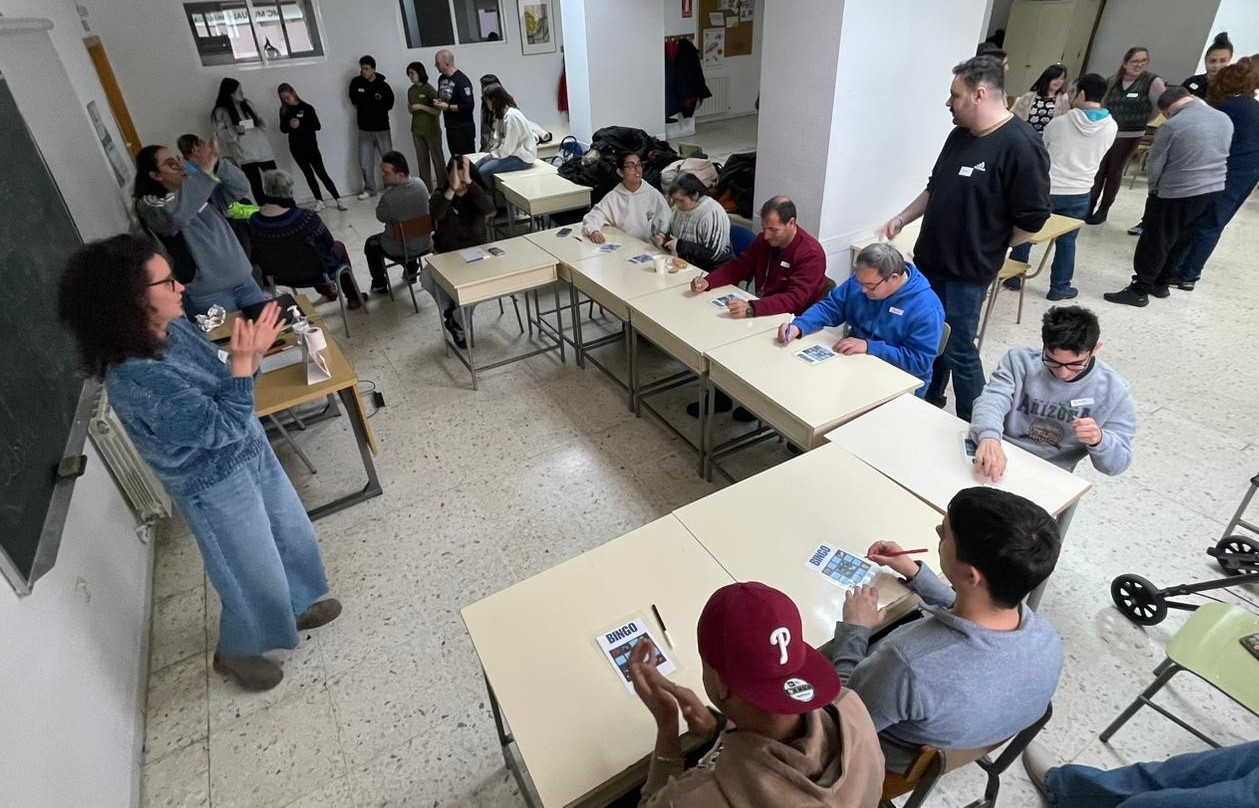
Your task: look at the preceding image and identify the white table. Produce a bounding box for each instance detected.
[426,235,564,389]
[461,515,735,808]
[824,394,1092,519]
[701,328,923,480]
[673,442,944,647]
[499,173,591,231]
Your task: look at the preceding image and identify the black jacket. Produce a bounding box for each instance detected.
[348,74,394,131]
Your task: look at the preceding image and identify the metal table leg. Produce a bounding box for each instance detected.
[304,387,383,521]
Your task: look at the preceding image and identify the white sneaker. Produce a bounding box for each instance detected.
[312,200,326,212]
[1021,740,1056,798]
[357,190,372,200]
[335,199,349,211]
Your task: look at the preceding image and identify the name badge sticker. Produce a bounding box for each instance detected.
[1126,92,1139,98]
[889,306,904,316]
[780,260,790,268]
[958,166,974,177]
[1070,397,1095,408]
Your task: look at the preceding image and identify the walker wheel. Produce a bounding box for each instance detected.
[1214,535,1259,575]
[1111,574,1167,626]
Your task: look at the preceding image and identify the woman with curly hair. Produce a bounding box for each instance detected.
[59,235,340,691]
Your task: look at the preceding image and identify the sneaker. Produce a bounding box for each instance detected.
[732,406,757,423]
[685,390,733,418]
[1149,285,1171,299]
[443,313,467,349]
[1002,277,1023,291]
[296,598,342,631]
[335,198,349,211]
[312,200,326,212]
[1103,286,1149,307]
[357,190,373,200]
[370,284,390,296]
[1085,211,1107,225]
[213,651,284,691]
[1046,287,1078,301]
[1127,223,1143,236]
[346,293,364,311]
[1021,740,1056,798]
[1176,280,1196,291]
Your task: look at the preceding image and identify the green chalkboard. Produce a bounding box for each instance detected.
[0,73,93,594]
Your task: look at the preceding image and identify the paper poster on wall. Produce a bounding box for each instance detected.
[87,100,129,187]
[703,28,725,65]
[682,0,693,19]
[708,12,723,26]
[740,0,754,22]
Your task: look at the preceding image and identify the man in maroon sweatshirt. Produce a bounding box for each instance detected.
[691,195,829,318]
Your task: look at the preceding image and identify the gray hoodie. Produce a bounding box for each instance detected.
[832,565,1062,772]
[970,347,1135,475]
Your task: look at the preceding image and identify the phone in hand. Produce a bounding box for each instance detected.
[961,434,978,465]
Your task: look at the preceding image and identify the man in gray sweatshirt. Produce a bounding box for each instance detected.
[831,487,1063,773]
[363,151,432,294]
[970,306,1135,480]
[1105,86,1233,306]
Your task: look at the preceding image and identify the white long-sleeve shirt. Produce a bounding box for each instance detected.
[582,182,672,243]
[488,107,538,163]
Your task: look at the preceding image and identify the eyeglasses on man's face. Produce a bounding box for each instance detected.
[1041,350,1091,372]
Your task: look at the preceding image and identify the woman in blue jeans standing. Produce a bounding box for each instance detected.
[1171,61,1259,290]
[59,235,340,691]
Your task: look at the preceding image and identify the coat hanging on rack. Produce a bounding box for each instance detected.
[665,37,710,119]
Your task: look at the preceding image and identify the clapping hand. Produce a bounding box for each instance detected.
[228,302,284,377]
[628,638,717,741]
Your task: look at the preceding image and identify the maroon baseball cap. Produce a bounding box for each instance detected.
[697,582,840,715]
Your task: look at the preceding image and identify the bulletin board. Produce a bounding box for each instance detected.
[699,0,753,58]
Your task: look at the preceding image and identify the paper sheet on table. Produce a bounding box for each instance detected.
[804,543,880,592]
[460,247,487,263]
[796,344,838,364]
[596,615,677,694]
[711,292,745,309]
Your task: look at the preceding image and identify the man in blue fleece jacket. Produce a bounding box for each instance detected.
[779,242,944,393]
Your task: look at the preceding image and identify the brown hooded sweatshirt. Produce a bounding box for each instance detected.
[639,690,885,808]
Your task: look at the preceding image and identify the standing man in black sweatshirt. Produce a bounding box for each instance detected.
[348,55,395,199]
[434,49,477,157]
[881,56,1050,421]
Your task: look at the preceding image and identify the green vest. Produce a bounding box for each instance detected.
[1104,72,1158,133]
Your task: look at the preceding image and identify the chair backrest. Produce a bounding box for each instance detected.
[391,215,434,243]
[730,224,756,258]
[937,322,952,358]
[250,239,333,289]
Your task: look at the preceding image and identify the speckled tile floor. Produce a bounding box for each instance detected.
[141,117,1259,807]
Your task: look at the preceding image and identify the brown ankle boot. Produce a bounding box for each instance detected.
[213,652,284,691]
[296,598,342,631]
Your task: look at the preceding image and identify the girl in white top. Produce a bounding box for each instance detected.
[1012,64,1071,135]
[582,152,671,244]
[210,77,275,203]
[475,84,536,178]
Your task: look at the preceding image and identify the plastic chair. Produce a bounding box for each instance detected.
[1100,603,1259,748]
[251,240,363,339]
[880,702,1053,808]
[976,257,1031,349]
[730,224,756,258]
[382,215,434,313]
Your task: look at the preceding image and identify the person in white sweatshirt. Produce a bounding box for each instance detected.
[475,85,537,180]
[582,152,672,243]
[1007,72,1117,300]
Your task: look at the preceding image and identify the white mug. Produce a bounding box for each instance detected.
[653,255,670,274]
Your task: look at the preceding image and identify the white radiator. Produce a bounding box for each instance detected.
[90,391,170,524]
[696,75,729,119]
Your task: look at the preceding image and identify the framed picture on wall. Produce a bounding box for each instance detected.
[518,0,555,55]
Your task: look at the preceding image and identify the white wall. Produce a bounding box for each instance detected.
[0,7,151,807]
[562,0,664,140]
[1208,0,1259,58]
[1087,0,1221,85]
[86,0,567,202]
[662,0,763,119]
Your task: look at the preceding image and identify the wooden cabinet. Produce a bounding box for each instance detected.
[1004,0,1100,94]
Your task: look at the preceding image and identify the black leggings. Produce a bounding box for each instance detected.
[240,160,277,204]
[290,147,341,202]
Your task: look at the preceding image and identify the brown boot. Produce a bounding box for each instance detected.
[296,598,342,631]
[213,652,284,691]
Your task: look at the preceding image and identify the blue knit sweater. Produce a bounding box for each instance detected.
[790,263,944,392]
[105,318,267,498]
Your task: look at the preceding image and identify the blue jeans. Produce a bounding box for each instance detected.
[1173,158,1259,283]
[924,278,988,422]
[475,155,531,178]
[1046,740,1259,807]
[1009,192,1092,292]
[186,279,269,318]
[173,444,329,657]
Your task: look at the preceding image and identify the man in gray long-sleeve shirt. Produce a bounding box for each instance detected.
[831,488,1063,773]
[363,150,431,294]
[1105,86,1233,307]
[970,306,1135,480]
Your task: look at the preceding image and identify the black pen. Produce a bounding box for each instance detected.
[651,603,675,649]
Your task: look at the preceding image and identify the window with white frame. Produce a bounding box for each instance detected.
[184,0,325,67]
[398,0,504,49]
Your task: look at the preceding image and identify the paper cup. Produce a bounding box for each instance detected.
[653,255,670,274]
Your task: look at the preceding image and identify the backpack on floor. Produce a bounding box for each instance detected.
[712,151,756,218]
[660,157,720,192]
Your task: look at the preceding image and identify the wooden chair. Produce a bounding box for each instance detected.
[976,257,1031,349]
[382,215,434,313]
[1100,603,1259,748]
[1125,115,1166,189]
[880,702,1053,808]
